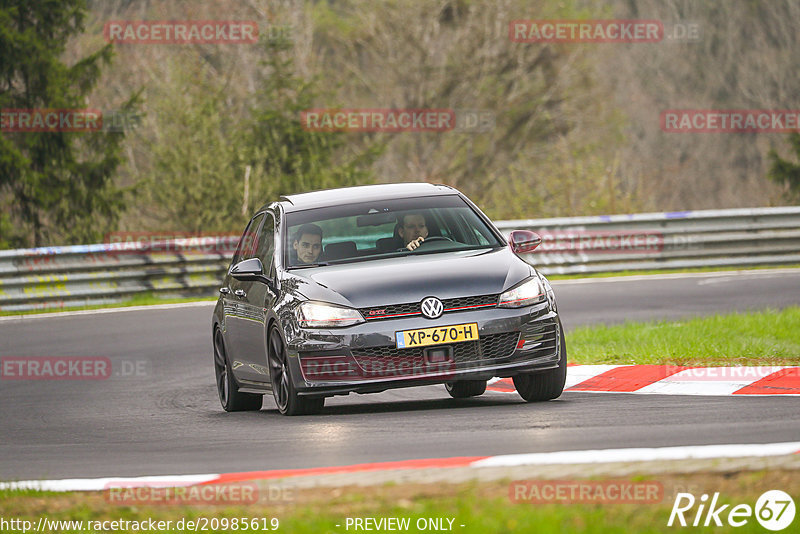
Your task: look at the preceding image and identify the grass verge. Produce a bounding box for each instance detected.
[566,307,800,366]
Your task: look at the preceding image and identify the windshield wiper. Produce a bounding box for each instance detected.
[287,262,330,269]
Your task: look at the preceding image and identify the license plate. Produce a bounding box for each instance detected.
[395,323,479,349]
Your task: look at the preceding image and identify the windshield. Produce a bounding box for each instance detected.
[284,195,504,268]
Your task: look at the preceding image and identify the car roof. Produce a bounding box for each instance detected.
[270,182,459,212]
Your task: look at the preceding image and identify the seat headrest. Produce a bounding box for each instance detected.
[324,241,357,261]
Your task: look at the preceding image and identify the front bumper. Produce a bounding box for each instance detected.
[284,301,562,396]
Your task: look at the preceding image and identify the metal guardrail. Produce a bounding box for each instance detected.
[1,207,799,312]
[501,206,800,275]
[0,238,235,312]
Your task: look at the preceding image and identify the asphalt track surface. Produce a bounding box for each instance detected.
[1,270,799,481]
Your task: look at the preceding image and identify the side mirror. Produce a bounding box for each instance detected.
[508,230,542,254]
[230,257,271,284]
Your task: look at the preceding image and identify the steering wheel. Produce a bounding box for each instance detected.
[419,236,452,244]
[398,236,453,252]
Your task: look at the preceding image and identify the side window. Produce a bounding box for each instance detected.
[437,210,465,243]
[256,214,275,273]
[450,210,491,245]
[471,227,491,245]
[430,210,454,240]
[231,213,265,266]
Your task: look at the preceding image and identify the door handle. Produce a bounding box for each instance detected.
[234,289,247,298]
[219,287,230,294]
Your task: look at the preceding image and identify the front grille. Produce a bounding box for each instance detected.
[481,331,521,359]
[442,294,499,310]
[352,349,426,377]
[361,302,420,319]
[350,331,520,377]
[361,294,498,320]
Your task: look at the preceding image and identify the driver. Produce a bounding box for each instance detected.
[398,212,428,251]
[292,223,323,264]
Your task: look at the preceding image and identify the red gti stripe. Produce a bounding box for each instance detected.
[365,303,495,320]
[365,311,420,320]
[443,304,496,312]
[568,365,692,392]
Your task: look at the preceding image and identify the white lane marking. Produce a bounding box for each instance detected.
[470,442,800,467]
[487,365,800,396]
[696,277,738,285]
[487,365,620,392]
[564,364,623,389]
[550,390,799,397]
[695,272,798,285]
[0,474,220,492]
[635,382,754,396]
[0,300,216,322]
[549,268,800,286]
[636,366,791,396]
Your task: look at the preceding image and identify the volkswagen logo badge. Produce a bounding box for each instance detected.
[420,297,444,319]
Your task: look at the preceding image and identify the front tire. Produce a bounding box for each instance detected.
[214,328,263,412]
[268,326,324,416]
[445,380,487,398]
[513,319,567,402]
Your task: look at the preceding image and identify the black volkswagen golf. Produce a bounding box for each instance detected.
[212,183,566,415]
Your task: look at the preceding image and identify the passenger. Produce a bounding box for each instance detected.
[292,223,323,264]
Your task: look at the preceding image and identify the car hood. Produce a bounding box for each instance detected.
[283,247,533,308]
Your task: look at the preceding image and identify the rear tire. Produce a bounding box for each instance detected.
[214,328,263,412]
[513,319,567,402]
[268,326,325,416]
[445,380,487,398]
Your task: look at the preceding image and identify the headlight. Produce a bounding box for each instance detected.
[540,273,557,312]
[497,277,546,308]
[296,301,365,328]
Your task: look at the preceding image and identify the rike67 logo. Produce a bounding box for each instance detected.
[668,490,795,531]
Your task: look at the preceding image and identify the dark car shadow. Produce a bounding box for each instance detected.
[255,394,573,417]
